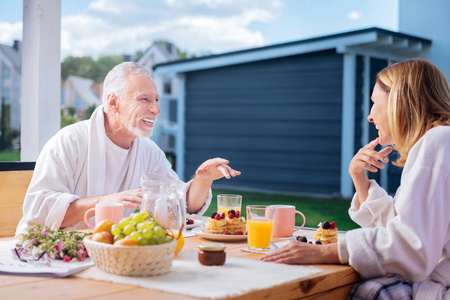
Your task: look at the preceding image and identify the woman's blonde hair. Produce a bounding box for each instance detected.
[377,58,450,166]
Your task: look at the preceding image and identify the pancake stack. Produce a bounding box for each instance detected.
[205,211,246,235]
[314,221,338,244]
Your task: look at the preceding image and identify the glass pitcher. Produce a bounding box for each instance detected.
[140,173,186,234]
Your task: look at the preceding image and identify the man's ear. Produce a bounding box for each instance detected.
[106,93,119,112]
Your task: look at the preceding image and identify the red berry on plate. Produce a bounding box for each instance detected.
[330,221,336,229]
[308,241,313,244]
[188,219,194,224]
[236,231,243,235]
[220,212,225,219]
[223,232,231,235]
[235,210,240,218]
[214,213,221,220]
[228,213,235,219]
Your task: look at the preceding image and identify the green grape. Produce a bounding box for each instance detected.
[148,236,157,245]
[156,236,170,244]
[154,225,165,239]
[140,210,149,218]
[114,234,125,242]
[137,221,151,231]
[118,217,131,229]
[123,224,136,236]
[142,228,154,239]
[137,237,150,246]
[111,224,122,236]
[133,213,145,224]
[129,231,142,242]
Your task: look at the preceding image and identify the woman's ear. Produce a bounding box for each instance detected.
[106,93,119,112]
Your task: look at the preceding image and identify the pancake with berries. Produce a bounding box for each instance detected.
[314,221,338,244]
[224,209,246,234]
[205,211,227,234]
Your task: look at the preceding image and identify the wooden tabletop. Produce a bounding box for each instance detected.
[0,229,360,300]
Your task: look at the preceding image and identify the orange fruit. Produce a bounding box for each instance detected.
[114,237,138,246]
[174,233,184,256]
[93,219,114,235]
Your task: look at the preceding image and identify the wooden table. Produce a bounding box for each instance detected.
[0,229,360,300]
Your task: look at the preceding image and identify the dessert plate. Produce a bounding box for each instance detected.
[186,219,205,230]
[191,227,247,241]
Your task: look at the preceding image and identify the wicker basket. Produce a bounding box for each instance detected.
[83,236,177,276]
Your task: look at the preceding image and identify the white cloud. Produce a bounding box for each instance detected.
[348,10,361,20]
[0,21,22,45]
[59,0,282,58]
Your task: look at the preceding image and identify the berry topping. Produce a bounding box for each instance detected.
[188,219,194,224]
[296,236,302,241]
[236,231,243,235]
[228,213,235,219]
[296,236,308,243]
[228,209,236,216]
[235,210,240,218]
[308,241,313,244]
[211,211,218,219]
[315,241,322,245]
[322,221,330,229]
[220,212,225,219]
[330,221,336,229]
[223,232,231,235]
[214,213,221,220]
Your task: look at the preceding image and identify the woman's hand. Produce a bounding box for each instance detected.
[260,241,339,264]
[349,138,393,177]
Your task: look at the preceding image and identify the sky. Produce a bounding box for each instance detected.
[0,0,399,60]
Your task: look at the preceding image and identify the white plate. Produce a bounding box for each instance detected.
[191,227,247,241]
[186,219,205,230]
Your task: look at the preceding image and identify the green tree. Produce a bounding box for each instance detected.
[85,104,96,120]
[60,109,77,128]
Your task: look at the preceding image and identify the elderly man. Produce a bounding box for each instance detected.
[16,62,240,237]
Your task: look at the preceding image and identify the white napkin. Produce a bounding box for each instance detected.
[76,251,322,299]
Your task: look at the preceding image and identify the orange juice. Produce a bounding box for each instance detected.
[247,219,274,249]
[218,206,241,217]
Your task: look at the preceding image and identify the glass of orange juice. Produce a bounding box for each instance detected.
[246,205,275,251]
[217,194,242,217]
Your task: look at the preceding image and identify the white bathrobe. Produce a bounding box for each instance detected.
[16,106,211,237]
[338,126,450,299]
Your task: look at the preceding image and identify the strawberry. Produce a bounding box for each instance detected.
[220,212,225,219]
[228,213,235,219]
[235,210,240,218]
[223,232,231,235]
[236,231,243,235]
[214,213,221,220]
[330,221,336,229]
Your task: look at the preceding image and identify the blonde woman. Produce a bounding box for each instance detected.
[261,59,450,299]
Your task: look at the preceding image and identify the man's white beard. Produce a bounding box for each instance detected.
[120,114,155,138]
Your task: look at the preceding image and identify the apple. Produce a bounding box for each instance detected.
[91,231,114,244]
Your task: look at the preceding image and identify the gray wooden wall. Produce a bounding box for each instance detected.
[183,49,344,195]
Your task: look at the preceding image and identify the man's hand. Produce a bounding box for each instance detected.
[195,157,241,181]
[98,189,142,210]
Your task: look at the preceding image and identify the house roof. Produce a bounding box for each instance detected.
[0,42,21,72]
[66,75,101,107]
[154,27,432,75]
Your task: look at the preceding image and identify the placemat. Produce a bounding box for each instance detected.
[76,251,322,299]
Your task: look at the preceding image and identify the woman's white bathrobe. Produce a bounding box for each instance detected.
[16,106,211,237]
[338,126,450,299]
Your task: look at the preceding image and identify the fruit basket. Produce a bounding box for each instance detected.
[83,235,177,276]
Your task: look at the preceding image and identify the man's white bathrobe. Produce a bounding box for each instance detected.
[16,106,211,237]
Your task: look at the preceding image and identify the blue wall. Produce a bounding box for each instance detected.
[183,50,344,194]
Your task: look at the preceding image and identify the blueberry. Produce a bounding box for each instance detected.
[211,211,218,219]
[300,236,308,243]
[322,221,330,229]
[315,241,322,245]
[228,209,236,216]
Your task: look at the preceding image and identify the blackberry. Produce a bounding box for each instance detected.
[315,241,322,245]
[228,209,236,216]
[322,221,330,229]
[211,211,218,219]
[300,236,308,243]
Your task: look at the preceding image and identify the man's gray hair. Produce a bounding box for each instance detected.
[102,62,152,112]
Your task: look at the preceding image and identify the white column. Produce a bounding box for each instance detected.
[20,0,61,161]
[340,53,356,198]
[175,74,185,181]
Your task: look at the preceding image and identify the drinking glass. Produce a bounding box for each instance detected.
[217,194,242,217]
[246,205,275,251]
